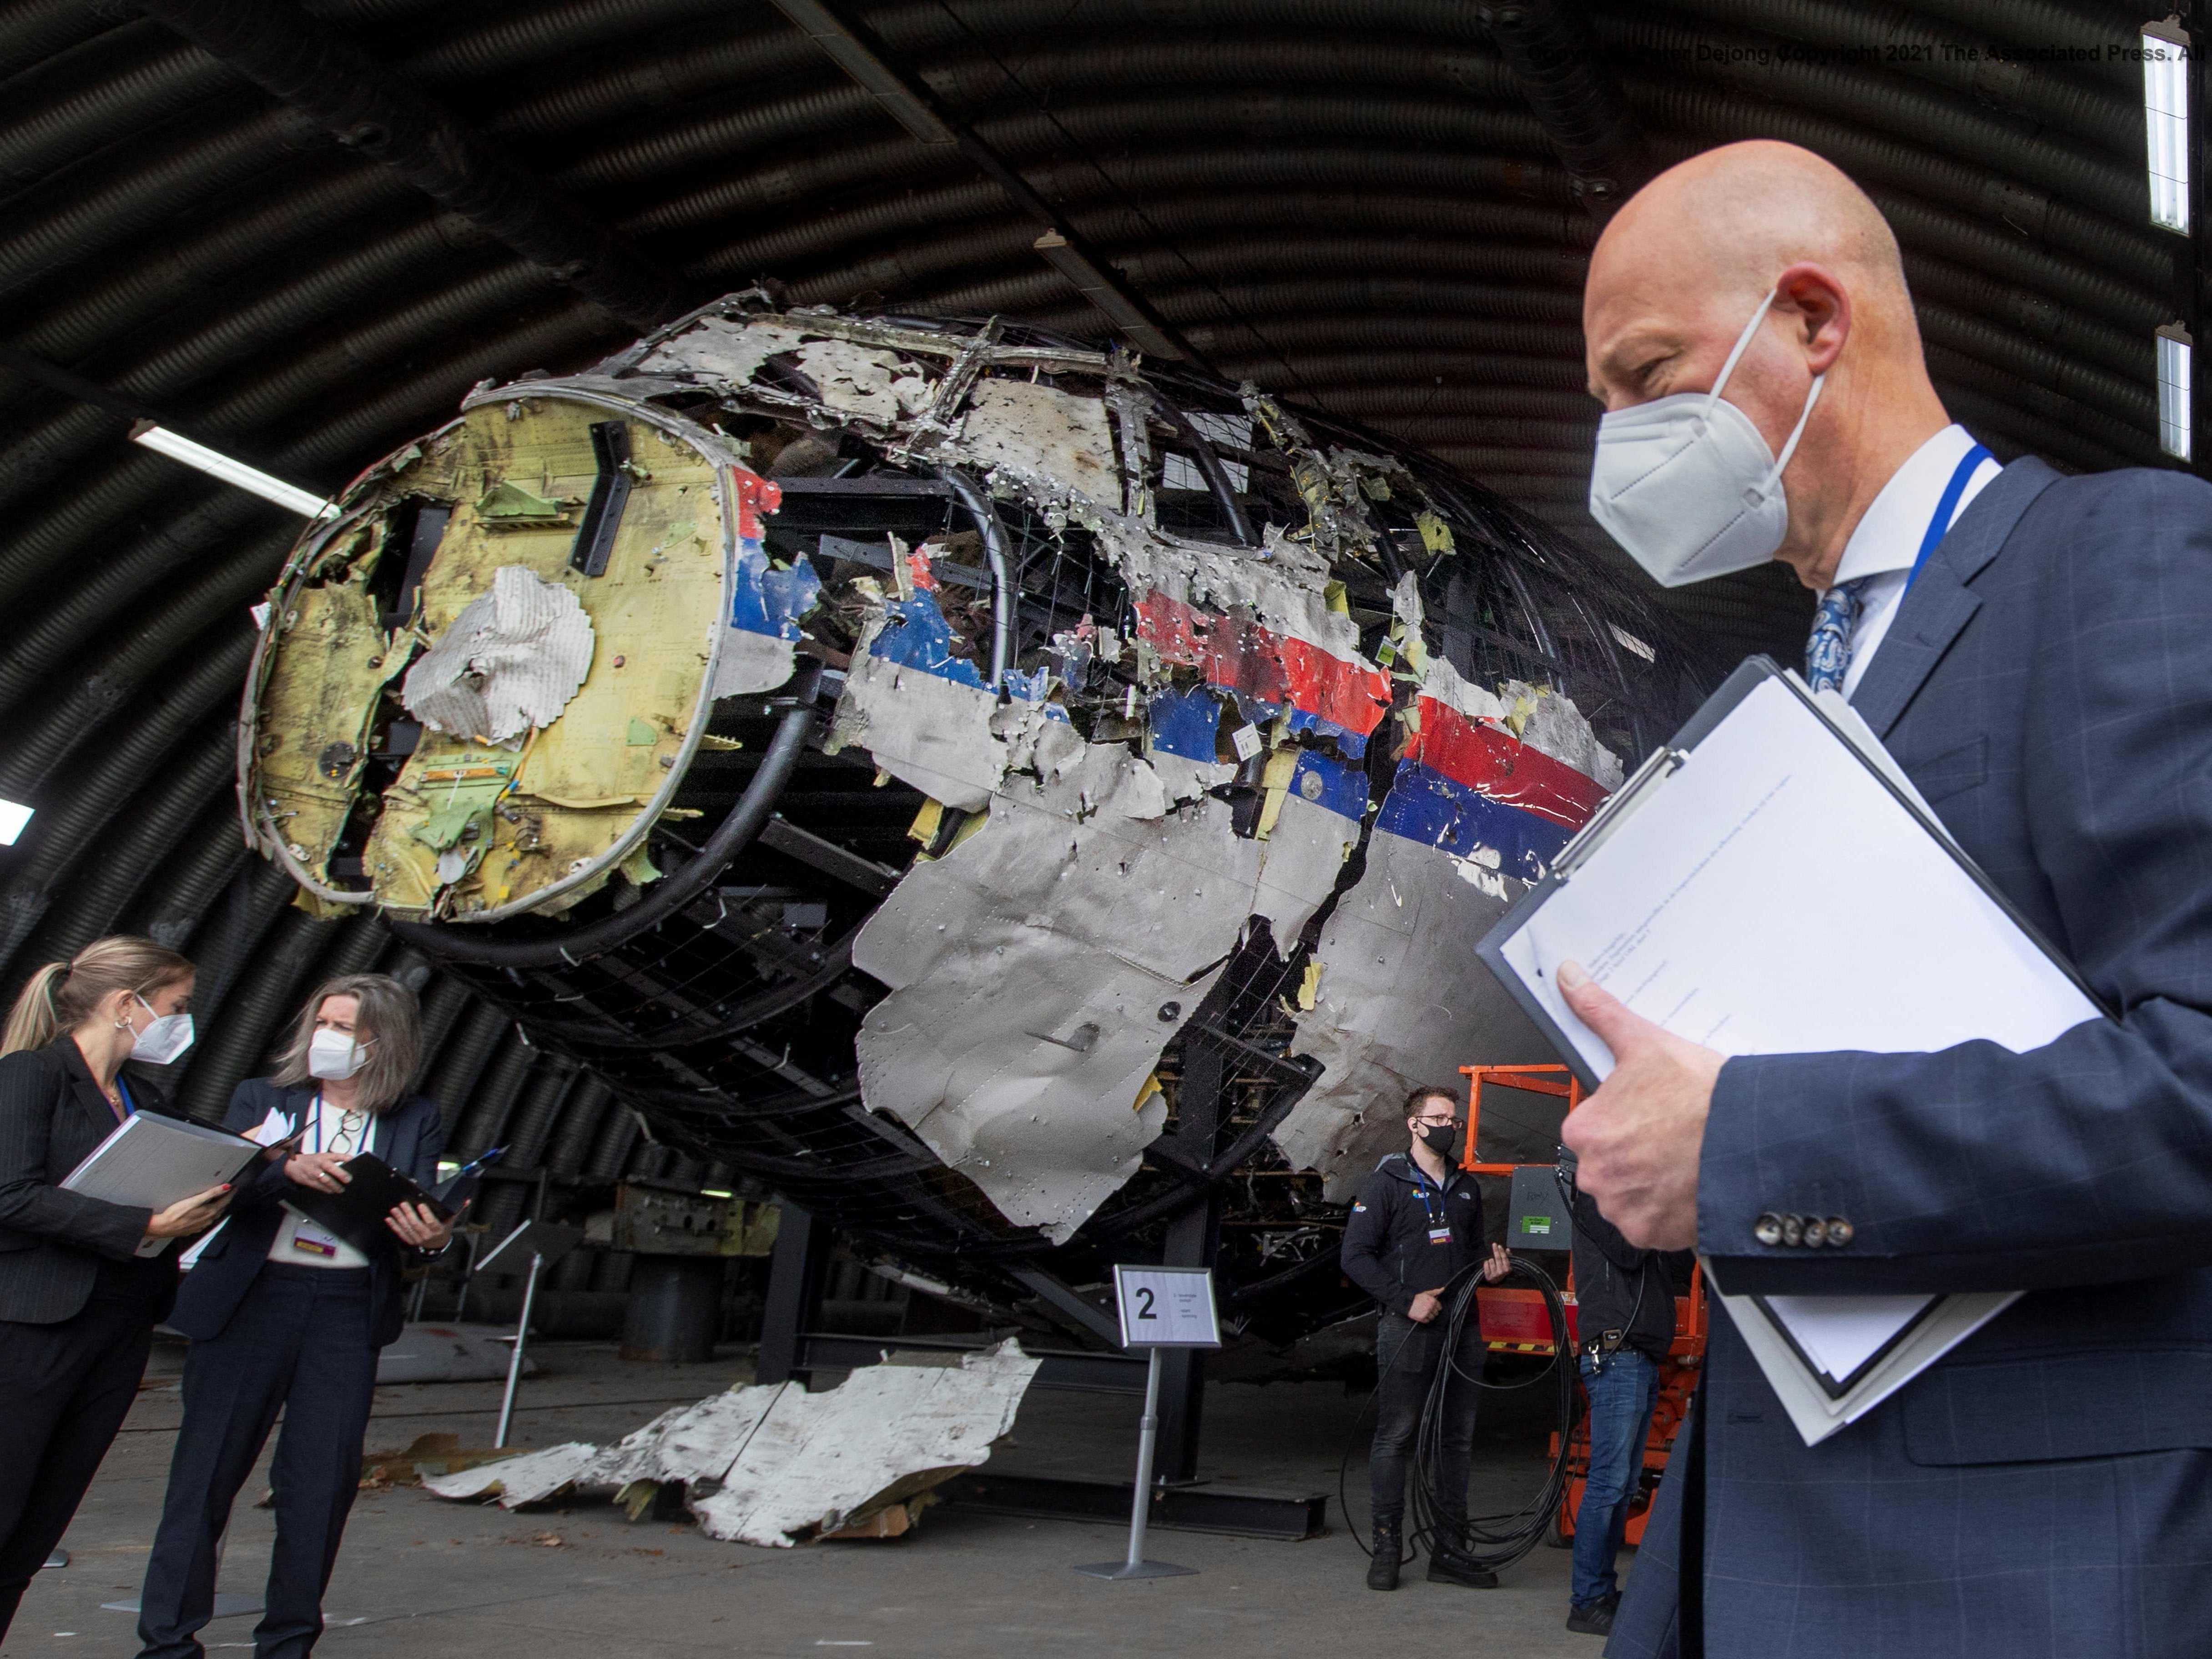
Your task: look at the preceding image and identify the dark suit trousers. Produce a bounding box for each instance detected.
[138,1264,378,1659]
[0,1273,156,1639]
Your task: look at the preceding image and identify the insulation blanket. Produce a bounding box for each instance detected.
[422,1341,1039,1546]
[401,565,595,748]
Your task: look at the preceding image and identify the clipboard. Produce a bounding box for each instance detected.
[283,1153,451,1258]
[62,1113,263,1259]
[1475,654,2109,1092]
[1745,1292,1937,1400]
[1472,655,2107,1443]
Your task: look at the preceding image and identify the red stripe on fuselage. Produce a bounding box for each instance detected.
[1404,695,1607,829]
[1135,591,1391,739]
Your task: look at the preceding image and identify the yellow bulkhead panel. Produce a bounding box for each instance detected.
[249,393,729,921]
[367,399,727,919]
[249,522,408,886]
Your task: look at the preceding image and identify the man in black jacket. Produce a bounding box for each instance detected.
[1340,1084,1511,1592]
[1561,1160,1691,1638]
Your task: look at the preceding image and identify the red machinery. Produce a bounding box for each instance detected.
[1458,1064,1707,1545]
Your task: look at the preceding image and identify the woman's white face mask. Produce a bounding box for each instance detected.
[1587,287,1828,588]
[308,1027,371,1081]
[129,994,195,1065]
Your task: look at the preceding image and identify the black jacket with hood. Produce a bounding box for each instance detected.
[1340,1150,1486,1318]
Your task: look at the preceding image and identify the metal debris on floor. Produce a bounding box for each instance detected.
[422,1342,1040,1547]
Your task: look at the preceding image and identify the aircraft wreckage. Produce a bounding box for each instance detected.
[238,296,1712,1345]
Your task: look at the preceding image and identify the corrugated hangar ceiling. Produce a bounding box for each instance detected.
[0,0,2192,1262]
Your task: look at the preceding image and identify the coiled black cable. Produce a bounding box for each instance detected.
[1338,1251,1579,1575]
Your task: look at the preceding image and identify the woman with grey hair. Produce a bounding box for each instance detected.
[135,973,458,1659]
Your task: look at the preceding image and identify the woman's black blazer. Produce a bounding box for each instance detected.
[170,1076,445,1350]
[0,1038,182,1324]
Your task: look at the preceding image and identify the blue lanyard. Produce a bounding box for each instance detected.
[114,1076,136,1119]
[1413,1166,1446,1230]
[1902,443,1994,599]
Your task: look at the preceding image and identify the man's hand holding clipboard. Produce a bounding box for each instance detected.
[1553,961,1724,1252]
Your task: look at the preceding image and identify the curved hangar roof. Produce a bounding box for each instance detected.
[0,0,2188,1286]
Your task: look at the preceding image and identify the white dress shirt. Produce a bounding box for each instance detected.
[1832,423,2002,699]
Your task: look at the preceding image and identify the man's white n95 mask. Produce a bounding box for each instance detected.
[1587,287,1826,588]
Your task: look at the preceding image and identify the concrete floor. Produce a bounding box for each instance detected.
[13,1336,1643,1657]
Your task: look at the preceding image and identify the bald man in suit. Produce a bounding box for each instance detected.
[1566,140,2212,1658]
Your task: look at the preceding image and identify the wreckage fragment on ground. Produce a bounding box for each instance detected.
[423,1341,1039,1546]
[239,294,1712,1346]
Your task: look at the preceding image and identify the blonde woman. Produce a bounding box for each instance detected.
[137,973,455,1659]
[0,936,231,1643]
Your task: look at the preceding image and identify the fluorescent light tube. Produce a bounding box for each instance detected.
[2144,20,2191,235]
[2157,323,2192,461]
[130,422,338,519]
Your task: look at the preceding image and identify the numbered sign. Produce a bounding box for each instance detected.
[1110,1264,1221,1349]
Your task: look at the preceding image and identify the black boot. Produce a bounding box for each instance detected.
[1366,1519,1403,1591]
[1426,1529,1500,1590]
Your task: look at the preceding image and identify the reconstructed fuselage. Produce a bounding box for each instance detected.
[241,297,1711,1338]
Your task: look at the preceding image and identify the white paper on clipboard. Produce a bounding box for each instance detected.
[1486,668,2098,1443]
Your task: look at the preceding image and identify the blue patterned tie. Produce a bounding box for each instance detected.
[1804,576,1872,694]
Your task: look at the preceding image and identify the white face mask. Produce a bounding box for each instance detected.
[130,995,195,1065]
[1587,287,1827,588]
[308,1027,371,1081]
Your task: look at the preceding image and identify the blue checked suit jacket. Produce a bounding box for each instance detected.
[1610,457,2212,1659]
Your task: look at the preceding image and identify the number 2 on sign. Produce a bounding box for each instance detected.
[1135,1286,1157,1320]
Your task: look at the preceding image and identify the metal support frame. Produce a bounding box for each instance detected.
[756,1200,834,1385]
[1154,1032,1229,1484]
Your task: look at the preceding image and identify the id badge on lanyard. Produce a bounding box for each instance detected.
[292,1099,365,1257]
[1420,1174,1452,1246]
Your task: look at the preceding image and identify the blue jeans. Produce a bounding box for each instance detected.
[1571,1347,1660,1608]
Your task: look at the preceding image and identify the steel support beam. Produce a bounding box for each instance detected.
[762,0,1198,363]
[756,1202,835,1385]
[939,1471,1327,1541]
[136,0,682,327]
[1154,1031,1228,1485]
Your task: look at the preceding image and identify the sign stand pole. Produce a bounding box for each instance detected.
[1077,1262,1217,1581]
[1075,1347,1196,1579]
[494,1249,544,1450]
[477,1218,584,1452]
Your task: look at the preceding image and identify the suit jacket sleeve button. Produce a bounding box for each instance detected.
[1753,1212,1784,1246]
[1801,1217,1828,1247]
[1825,1217,1854,1247]
[1779,1213,1804,1247]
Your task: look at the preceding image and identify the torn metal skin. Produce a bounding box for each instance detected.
[241,293,1694,1302]
[425,1340,1038,1546]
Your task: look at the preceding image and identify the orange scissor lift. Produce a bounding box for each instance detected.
[1457,1064,1707,1545]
